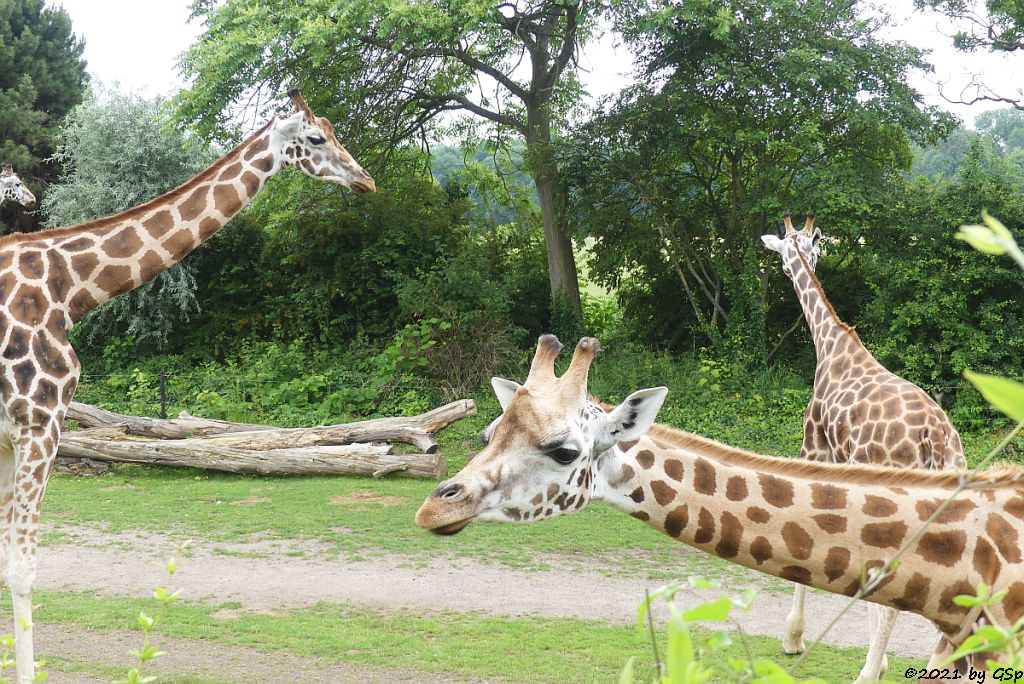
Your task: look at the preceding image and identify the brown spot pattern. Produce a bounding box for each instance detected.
[862,495,898,518]
[750,536,772,564]
[810,483,848,510]
[782,522,814,560]
[143,210,174,238]
[715,511,743,559]
[663,459,683,481]
[758,473,794,508]
[101,227,143,258]
[812,514,847,534]
[650,480,677,507]
[915,498,977,524]
[636,450,655,469]
[780,565,812,585]
[693,458,716,495]
[178,186,208,221]
[893,572,931,612]
[725,476,748,502]
[746,506,770,524]
[861,521,908,549]
[664,505,688,537]
[973,538,1002,584]
[694,507,715,544]
[823,546,850,582]
[986,513,1022,563]
[916,530,967,566]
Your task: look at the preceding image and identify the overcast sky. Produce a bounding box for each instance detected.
[55,0,1020,130]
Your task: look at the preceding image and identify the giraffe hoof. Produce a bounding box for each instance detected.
[781,638,806,655]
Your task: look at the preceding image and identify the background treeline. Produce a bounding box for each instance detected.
[4,0,1024,448]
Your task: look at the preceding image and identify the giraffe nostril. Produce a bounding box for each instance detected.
[433,482,463,500]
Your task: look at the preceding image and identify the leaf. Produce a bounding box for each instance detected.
[956,224,1007,255]
[682,595,733,622]
[964,370,1024,421]
[618,656,635,684]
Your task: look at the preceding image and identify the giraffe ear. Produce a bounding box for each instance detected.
[599,387,668,449]
[761,234,784,252]
[491,377,522,411]
[811,227,822,246]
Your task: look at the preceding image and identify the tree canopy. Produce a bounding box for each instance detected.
[563,0,955,356]
[0,0,88,229]
[42,89,216,346]
[177,0,604,322]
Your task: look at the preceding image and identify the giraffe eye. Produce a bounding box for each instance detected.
[547,447,579,465]
[307,134,327,145]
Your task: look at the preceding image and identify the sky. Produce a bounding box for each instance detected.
[55,0,1022,129]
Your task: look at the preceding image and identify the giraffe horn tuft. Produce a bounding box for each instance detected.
[782,213,795,234]
[803,213,815,235]
[526,334,563,384]
[1,163,11,175]
[561,337,600,398]
[288,89,314,119]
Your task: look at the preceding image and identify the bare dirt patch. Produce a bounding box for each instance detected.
[328,489,408,506]
[36,524,939,660]
[229,496,272,505]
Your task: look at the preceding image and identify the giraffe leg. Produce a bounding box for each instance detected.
[9,429,55,684]
[854,605,897,683]
[782,584,807,654]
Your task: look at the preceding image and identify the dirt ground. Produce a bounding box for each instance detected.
[32,524,940,674]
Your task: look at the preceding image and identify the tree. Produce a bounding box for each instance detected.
[0,0,88,230]
[562,0,954,357]
[177,0,598,323]
[915,0,1024,107]
[859,139,1024,406]
[41,88,217,347]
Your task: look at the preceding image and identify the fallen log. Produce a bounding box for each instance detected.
[67,402,268,439]
[58,431,447,478]
[65,399,476,454]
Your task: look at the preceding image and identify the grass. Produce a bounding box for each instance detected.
[16,589,920,684]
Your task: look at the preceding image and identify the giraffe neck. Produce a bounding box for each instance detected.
[784,250,859,359]
[23,120,280,321]
[593,430,1022,635]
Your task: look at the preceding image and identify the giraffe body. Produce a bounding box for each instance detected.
[762,215,966,680]
[417,336,1015,678]
[0,90,374,683]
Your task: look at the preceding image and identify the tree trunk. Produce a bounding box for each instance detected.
[58,430,447,479]
[66,399,476,452]
[526,106,582,321]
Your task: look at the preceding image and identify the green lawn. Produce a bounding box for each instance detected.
[18,589,919,684]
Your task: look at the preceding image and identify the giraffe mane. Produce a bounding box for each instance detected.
[649,422,1021,488]
[594,399,1021,490]
[0,118,276,248]
[793,246,860,340]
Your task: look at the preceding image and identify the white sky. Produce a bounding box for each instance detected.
[56,0,1021,129]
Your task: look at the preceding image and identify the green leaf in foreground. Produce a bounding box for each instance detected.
[965,371,1024,421]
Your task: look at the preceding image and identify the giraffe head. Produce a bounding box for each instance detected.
[761,213,821,275]
[270,89,376,193]
[0,164,35,207]
[416,335,667,535]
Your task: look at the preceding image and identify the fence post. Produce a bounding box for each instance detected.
[159,369,167,419]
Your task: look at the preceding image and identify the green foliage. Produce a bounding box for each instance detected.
[0,0,88,230]
[622,580,823,684]
[115,556,181,684]
[857,141,1024,415]
[42,87,217,347]
[178,0,592,318]
[564,0,954,357]
[917,0,1024,52]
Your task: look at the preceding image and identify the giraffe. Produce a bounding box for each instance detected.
[0,165,36,209]
[761,213,967,680]
[416,335,1021,678]
[0,88,374,683]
